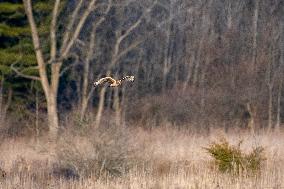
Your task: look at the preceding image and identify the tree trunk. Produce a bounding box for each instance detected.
[182,55,195,92]
[46,92,59,139]
[24,0,59,139]
[80,98,88,121]
[162,39,172,91]
[35,89,39,144]
[252,0,259,69]
[80,63,89,119]
[182,9,195,92]
[275,80,282,131]
[275,21,284,131]
[267,85,273,133]
[80,28,96,121]
[227,1,232,30]
[192,2,212,89]
[113,88,121,126]
[247,103,255,136]
[162,1,174,92]
[95,87,106,128]
[0,76,4,126]
[267,45,274,133]
[120,86,126,126]
[0,77,12,127]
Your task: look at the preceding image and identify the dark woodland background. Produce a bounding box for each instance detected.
[0,0,284,137]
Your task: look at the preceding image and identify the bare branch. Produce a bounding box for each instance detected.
[11,62,41,81]
[59,53,80,77]
[109,0,186,67]
[112,16,142,64]
[119,19,142,44]
[23,0,50,91]
[94,0,112,28]
[50,0,61,63]
[104,0,158,72]
[61,0,84,52]
[76,39,86,47]
[61,0,97,59]
[96,0,134,8]
[112,0,157,59]
[113,39,144,64]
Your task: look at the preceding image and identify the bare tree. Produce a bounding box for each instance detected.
[252,0,259,68]
[225,0,244,30]
[19,0,102,139]
[266,49,274,133]
[182,7,196,92]
[275,75,283,131]
[80,2,112,121]
[4,0,283,134]
[94,1,157,127]
[275,21,284,131]
[192,0,213,89]
[245,0,259,134]
[161,0,175,91]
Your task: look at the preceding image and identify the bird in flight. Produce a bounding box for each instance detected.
[94,76,135,87]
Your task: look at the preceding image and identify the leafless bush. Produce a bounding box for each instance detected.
[126,89,200,127]
[56,123,138,179]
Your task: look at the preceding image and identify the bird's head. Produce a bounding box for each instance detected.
[94,81,99,87]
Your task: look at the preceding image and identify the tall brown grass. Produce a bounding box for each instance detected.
[0,124,284,189]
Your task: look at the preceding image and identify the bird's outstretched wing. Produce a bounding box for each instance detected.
[94,77,116,87]
[120,75,135,82]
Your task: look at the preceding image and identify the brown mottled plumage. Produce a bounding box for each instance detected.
[93,76,135,87]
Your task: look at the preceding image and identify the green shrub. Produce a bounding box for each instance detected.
[245,146,265,172]
[205,138,265,174]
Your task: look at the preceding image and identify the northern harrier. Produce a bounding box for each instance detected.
[93,76,135,87]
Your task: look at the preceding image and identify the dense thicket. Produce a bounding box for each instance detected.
[1,0,284,135]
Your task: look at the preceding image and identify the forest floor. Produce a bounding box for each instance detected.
[0,125,283,189]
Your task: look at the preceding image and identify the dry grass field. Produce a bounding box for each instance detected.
[0,125,284,189]
[1,1,283,189]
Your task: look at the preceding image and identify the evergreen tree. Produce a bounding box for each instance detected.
[0,0,52,123]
